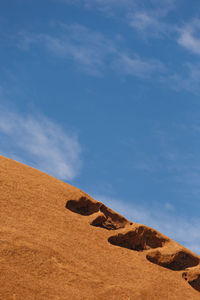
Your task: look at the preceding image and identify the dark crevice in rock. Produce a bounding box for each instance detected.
[146,250,199,271]
[108,226,168,251]
[91,205,129,230]
[182,271,200,292]
[65,197,101,216]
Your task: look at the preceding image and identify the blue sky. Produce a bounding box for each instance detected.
[1,0,200,253]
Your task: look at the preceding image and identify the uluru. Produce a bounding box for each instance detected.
[0,155,200,300]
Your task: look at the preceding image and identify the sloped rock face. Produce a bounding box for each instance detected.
[1,155,200,299]
[108,226,168,251]
[65,192,200,294]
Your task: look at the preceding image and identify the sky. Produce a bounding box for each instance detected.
[1,0,200,253]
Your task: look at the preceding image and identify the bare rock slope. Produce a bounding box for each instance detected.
[0,155,200,299]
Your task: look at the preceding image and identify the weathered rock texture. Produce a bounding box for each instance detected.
[0,155,200,300]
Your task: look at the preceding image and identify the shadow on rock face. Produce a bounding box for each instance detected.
[182,270,200,292]
[66,198,130,230]
[65,197,101,216]
[108,226,168,251]
[146,250,199,271]
[90,205,130,230]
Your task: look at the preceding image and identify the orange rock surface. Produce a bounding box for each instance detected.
[0,155,200,299]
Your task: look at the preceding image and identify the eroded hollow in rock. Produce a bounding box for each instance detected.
[108,226,168,251]
[66,197,101,216]
[146,250,199,271]
[90,214,107,227]
[188,275,200,292]
[182,271,200,292]
[66,197,130,230]
[90,205,129,230]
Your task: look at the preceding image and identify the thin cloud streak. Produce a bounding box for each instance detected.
[18,23,200,94]
[0,107,82,180]
[19,23,166,79]
[60,0,133,10]
[62,0,176,36]
[42,24,116,76]
[178,19,200,55]
[128,12,174,38]
[113,53,166,78]
[61,0,175,15]
[160,62,200,94]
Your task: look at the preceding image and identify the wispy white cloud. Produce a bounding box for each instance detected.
[153,126,200,197]
[19,24,117,76]
[113,53,166,78]
[146,0,175,15]
[19,23,166,79]
[0,107,82,180]
[82,0,134,16]
[62,0,176,37]
[92,194,200,254]
[42,24,116,76]
[128,12,172,38]
[19,23,200,95]
[60,0,132,10]
[178,19,200,55]
[167,63,200,94]
[129,12,162,34]
[127,0,177,38]
[61,0,175,16]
